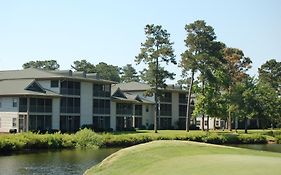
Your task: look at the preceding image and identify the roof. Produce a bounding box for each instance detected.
[114,82,187,93]
[114,82,151,91]
[111,87,154,104]
[0,79,61,97]
[0,68,114,84]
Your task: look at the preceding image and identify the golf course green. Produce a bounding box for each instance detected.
[84,140,281,175]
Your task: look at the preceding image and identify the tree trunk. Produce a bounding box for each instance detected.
[186,71,194,132]
[244,117,248,134]
[206,116,209,131]
[202,79,205,131]
[154,55,159,133]
[228,86,232,131]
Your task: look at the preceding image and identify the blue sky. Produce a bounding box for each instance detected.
[0,0,280,83]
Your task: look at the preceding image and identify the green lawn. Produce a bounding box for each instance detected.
[85,140,281,175]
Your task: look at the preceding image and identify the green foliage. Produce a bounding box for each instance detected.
[258,59,281,95]
[75,128,104,148]
[22,60,60,70]
[71,59,95,73]
[95,62,121,82]
[0,130,278,154]
[120,64,140,83]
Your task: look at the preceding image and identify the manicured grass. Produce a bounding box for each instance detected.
[85,140,281,175]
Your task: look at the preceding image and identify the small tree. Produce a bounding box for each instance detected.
[23,60,60,70]
[135,24,176,133]
[120,64,140,83]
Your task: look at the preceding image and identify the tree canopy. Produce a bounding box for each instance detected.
[120,64,140,83]
[22,60,60,70]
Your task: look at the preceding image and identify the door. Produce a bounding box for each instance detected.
[19,115,27,132]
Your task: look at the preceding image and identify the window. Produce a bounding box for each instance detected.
[116,116,133,130]
[160,118,172,129]
[146,105,149,112]
[204,121,208,126]
[179,93,187,103]
[116,103,133,115]
[0,98,2,108]
[60,115,80,132]
[93,84,111,97]
[29,115,52,131]
[160,92,172,102]
[51,80,59,88]
[135,105,142,116]
[60,80,80,95]
[60,97,80,113]
[179,105,187,116]
[12,118,17,127]
[93,99,110,114]
[160,104,172,116]
[19,98,27,112]
[30,98,52,113]
[93,116,110,130]
[12,98,17,107]
[135,117,142,128]
[215,120,219,126]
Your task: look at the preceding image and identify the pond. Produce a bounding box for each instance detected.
[0,148,119,175]
[229,144,281,153]
[0,144,281,175]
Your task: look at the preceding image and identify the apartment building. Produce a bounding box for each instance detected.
[0,68,220,133]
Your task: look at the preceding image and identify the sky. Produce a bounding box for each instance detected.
[0,0,280,83]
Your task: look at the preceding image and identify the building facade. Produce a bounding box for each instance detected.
[0,68,220,133]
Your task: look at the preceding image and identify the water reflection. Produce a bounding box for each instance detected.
[0,148,119,175]
[228,144,281,153]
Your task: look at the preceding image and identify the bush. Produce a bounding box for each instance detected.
[75,128,104,148]
[237,134,267,144]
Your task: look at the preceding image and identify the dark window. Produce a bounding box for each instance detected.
[60,115,80,133]
[60,80,80,95]
[12,98,17,107]
[116,103,133,115]
[160,104,172,116]
[93,84,111,97]
[29,98,52,113]
[28,115,52,131]
[160,92,172,102]
[60,97,80,114]
[19,98,27,112]
[93,99,110,114]
[93,116,110,130]
[116,116,133,130]
[178,118,186,130]
[135,117,142,128]
[12,118,17,127]
[51,80,59,87]
[135,105,142,116]
[179,93,187,104]
[160,118,172,129]
[179,105,187,117]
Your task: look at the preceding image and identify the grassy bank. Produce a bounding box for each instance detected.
[85,140,281,175]
[0,129,280,153]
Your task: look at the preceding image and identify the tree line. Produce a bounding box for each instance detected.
[22,20,280,133]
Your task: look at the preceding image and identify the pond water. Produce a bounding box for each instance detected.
[0,148,119,175]
[0,144,281,175]
[229,144,281,153]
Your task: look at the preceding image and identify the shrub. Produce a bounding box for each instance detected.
[74,128,104,148]
[237,134,267,144]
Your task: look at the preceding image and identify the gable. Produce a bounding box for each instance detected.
[25,81,46,93]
